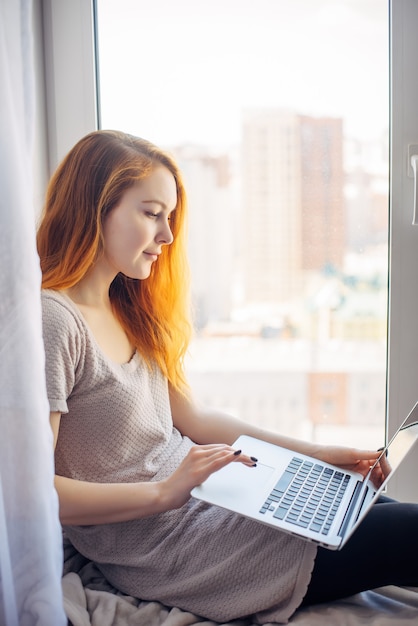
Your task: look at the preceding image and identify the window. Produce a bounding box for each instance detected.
[97,0,389,445]
[96,0,389,448]
[41,0,418,501]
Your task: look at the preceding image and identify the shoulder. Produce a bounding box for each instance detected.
[41,291,87,407]
[41,290,86,361]
[42,289,78,318]
[42,289,84,331]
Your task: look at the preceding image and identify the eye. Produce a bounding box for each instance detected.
[146,211,159,219]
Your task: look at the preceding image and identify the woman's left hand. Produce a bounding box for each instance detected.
[311,445,381,478]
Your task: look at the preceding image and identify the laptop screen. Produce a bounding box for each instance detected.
[371,402,418,488]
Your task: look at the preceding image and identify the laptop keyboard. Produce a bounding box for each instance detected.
[259,456,351,535]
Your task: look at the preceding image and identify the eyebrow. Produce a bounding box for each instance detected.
[142,200,175,212]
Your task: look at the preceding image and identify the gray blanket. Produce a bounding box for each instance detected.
[62,540,418,626]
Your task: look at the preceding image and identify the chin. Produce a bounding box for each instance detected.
[124,268,152,281]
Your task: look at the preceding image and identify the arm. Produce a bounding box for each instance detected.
[170,388,380,476]
[170,386,318,453]
[50,412,254,526]
[51,412,168,525]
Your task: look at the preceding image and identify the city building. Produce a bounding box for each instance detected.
[174,146,235,328]
[241,109,345,304]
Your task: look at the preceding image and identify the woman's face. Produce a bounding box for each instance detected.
[101,165,177,280]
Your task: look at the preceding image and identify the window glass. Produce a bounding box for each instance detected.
[96,0,389,446]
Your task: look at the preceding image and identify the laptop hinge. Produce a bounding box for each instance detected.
[337,479,364,537]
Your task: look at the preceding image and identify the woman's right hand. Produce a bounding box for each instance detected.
[160,443,255,510]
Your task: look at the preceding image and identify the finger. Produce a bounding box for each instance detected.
[195,443,235,453]
[209,448,259,470]
[197,445,255,465]
[379,455,392,477]
[188,445,257,476]
[196,447,242,469]
[190,444,236,461]
[233,453,258,467]
[353,449,381,460]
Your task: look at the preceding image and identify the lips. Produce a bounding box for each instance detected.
[144,251,159,261]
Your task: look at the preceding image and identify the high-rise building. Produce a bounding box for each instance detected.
[174,146,235,328]
[344,133,389,250]
[242,110,344,305]
[299,115,344,272]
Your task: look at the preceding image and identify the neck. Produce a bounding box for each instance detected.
[64,267,116,309]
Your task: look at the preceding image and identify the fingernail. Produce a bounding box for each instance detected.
[233,449,242,456]
[252,463,257,467]
[250,456,258,462]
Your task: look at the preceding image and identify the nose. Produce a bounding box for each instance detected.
[157,217,174,246]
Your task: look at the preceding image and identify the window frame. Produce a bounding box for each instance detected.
[40,0,99,173]
[386,0,418,500]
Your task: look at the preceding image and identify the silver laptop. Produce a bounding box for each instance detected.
[192,402,418,550]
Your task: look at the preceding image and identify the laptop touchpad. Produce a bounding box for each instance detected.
[244,462,275,489]
[205,461,275,494]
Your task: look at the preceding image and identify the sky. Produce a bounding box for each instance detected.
[96,0,389,149]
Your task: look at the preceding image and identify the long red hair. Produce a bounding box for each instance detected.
[37,130,191,391]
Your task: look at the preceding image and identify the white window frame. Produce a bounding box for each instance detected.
[40,0,99,173]
[386,0,418,501]
[37,0,418,502]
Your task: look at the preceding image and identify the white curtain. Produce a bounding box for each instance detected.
[0,0,67,624]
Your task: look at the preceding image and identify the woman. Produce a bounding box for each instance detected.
[37,130,418,624]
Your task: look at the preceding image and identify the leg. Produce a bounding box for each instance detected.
[301,497,418,606]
